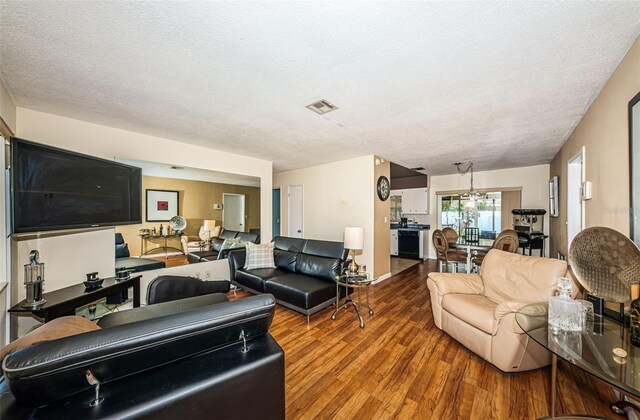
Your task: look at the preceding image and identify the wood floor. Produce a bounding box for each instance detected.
[233,259,615,419]
[390,256,420,275]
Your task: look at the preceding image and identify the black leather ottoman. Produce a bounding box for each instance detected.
[188,250,219,263]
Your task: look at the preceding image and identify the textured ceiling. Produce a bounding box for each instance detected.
[1,2,639,175]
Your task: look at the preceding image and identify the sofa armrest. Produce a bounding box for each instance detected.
[427,273,484,296]
[228,248,247,279]
[494,301,547,334]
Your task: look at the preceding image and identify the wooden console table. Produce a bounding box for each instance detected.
[9,276,140,338]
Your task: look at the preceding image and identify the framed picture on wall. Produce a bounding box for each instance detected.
[630,90,640,243]
[549,176,559,217]
[146,189,179,221]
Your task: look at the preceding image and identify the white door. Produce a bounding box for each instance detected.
[289,185,303,238]
[223,193,245,232]
[567,148,585,252]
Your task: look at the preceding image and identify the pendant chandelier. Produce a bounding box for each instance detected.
[454,161,486,200]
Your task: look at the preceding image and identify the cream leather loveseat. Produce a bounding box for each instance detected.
[427,249,572,372]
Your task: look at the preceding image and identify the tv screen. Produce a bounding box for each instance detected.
[11,137,142,233]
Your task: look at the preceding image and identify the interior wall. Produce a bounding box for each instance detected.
[0,78,16,135]
[116,176,260,256]
[12,107,272,297]
[390,175,428,190]
[429,164,550,258]
[274,155,377,276]
[549,36,640,257]
[374,157,391,277]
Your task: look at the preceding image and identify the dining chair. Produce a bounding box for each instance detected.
[432,229,467,272]
[442,227,458,244]
[472,229,519,268]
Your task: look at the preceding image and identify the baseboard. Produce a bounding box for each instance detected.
[372,272,392,285]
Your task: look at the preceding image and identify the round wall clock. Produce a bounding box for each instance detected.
[377,176,390,201]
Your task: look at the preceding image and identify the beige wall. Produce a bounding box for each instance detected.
[116,176,260,256]
[429,164,551,258]
[374,157,391,277]
[550,36,640,257]
[274,155,381,276]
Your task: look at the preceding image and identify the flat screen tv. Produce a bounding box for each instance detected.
[11,137,142,233]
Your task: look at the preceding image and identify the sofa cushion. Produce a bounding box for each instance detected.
[301,239,348,260]
[219,230,239,240]
[115,243,130,259]
[442,294,499,335]
[295,253,341,282]
[274,249,297,271]
[265,274,335,310]
[480,249,568,304]
[237,232,260,244]
[235,268,291,292]
[273,236,306,252]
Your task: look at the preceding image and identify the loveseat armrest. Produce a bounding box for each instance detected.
[228,248,247,280]
[427,273,484,296]
[494,301,547,334]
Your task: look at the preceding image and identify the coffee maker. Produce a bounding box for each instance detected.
[400,217,408,228]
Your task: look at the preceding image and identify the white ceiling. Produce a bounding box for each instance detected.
[1,2,639,175]
[116,158,260,188]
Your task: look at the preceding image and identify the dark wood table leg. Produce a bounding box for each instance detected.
[133,278,141,307]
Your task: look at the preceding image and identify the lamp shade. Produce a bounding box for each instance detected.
[204,219,216,231]
[344,227,364,250]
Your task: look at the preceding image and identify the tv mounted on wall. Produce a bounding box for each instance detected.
[11,137,142,233]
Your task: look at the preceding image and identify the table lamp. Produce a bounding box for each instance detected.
[344,227,364,274]
[203,219,216,240]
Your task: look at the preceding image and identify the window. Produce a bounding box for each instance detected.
[440,192,502,239]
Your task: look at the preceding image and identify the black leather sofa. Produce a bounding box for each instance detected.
[188,230,260,263]
[0,294,284,419]
[229,236,349,321]
[115,233,166,273]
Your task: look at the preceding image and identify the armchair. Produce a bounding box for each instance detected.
[181,224,222,254]
[427,249,573,372]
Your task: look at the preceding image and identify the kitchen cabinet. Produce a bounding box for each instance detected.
[390,229,398,256]
[393,188,429,214]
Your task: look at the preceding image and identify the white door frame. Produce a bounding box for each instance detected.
[288,185,304,238]
[222,193,246,232]
[567,147,586,251]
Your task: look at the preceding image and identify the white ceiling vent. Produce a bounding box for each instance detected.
[306,99,338,115]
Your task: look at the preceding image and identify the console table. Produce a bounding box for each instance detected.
[139,234,184,259]
[9,276,140,338]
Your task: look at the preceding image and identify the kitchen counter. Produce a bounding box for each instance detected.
[390,224,430,230]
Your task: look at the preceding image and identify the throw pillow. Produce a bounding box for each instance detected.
[0,316,100,362]
[115,242,130,258]
[244,242,276,270]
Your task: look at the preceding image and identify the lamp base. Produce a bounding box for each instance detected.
[348,260,360,274]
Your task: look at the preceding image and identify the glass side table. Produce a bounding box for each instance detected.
[332,270,375,328]
[515,302,640,419]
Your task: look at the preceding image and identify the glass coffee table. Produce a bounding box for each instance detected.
[515,303,640,419]
[331,271,374,328]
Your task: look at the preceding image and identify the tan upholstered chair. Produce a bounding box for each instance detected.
[432,229,467,272]
[427,249,574,372]
[181,225,222,254]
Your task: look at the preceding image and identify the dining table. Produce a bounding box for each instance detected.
[449,237,494,273]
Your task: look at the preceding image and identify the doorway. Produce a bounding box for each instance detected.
[288,185,303,238]
[223,193,246,232]
[272,188,281,237]
[567,148,585,251]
